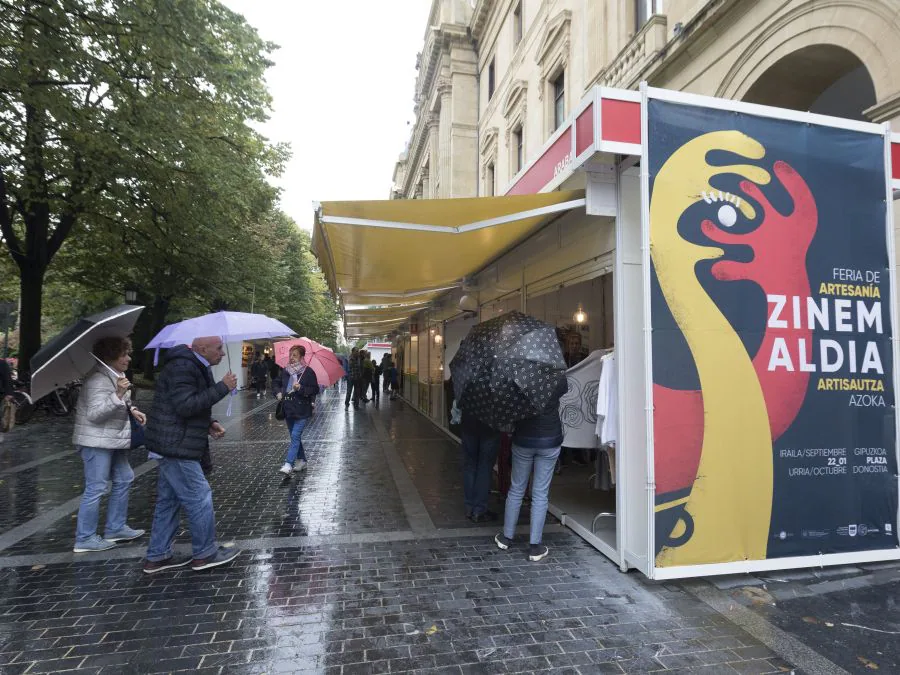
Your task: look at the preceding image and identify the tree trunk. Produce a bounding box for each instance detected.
[142,295,170,381]
[17,263,44,375]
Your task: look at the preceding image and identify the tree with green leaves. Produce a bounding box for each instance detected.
[0,0,284,372]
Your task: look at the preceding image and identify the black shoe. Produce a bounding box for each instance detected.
[143,554,192,575]
[495,533,513,550]
[191,546,240,571]
[470,510,498,523]
[528,544,549,562]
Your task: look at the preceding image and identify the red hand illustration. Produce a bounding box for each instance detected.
[655,161,818,497]
[703,160,817,438]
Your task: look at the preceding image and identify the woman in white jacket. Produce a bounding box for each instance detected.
[72,336,147,553]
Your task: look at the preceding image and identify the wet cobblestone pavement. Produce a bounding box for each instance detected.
[0,384,887,673]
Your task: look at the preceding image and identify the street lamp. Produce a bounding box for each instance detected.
[124,287,139,304]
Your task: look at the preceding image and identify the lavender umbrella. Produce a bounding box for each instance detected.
[145,311,295,415]
[146,311,295,352]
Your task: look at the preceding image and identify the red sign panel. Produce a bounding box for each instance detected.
[575,103,594,157]
[507,126,572,196]
[601,98,641,145]
[892,142,900,182]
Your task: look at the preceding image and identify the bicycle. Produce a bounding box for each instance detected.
[9,377,81,424]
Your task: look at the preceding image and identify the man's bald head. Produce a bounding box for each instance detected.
[192,336,225,365]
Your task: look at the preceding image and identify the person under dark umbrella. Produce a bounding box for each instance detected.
[494,375,568,562]
[459,404,500,523]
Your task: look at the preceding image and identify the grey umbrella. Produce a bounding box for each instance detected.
[30,305,145,401]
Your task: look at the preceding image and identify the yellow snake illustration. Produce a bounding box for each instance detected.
[652,131,773,566]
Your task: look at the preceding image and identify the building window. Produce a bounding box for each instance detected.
[635,0,661,31]
[488,58,496,100]
[512,127,523,174]
[553,71,565,130]
[487,163,495,196]
[513,2,523,46]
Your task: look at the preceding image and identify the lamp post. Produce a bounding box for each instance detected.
[124,286,139,304]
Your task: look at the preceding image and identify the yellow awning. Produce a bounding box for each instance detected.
[313,191,585,333]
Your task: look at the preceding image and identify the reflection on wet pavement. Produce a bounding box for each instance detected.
[0,386,798,673]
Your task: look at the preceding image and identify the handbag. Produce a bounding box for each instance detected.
[276,365,308,421]
[125,400,145,449]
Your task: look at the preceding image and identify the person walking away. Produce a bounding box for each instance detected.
[337,352,349,391]
[250,353,267,398]
[261,354,274,394]
[268,354,281,388]
[380,354,392,393]
[388,361,400,400]
[72,337,147,552]
[275,345,319,475]
[459,408,500,522]
[143,336,239,573]
[494,376,568,562]
[361,351,374,403]
[370,358,382,402]
[0,358,13,443]
[345,347,362,409]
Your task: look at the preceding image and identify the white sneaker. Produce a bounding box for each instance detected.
[293,460,307,472]
[279,462,292,475]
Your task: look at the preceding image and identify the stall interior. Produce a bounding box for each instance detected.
[523,273,618,554]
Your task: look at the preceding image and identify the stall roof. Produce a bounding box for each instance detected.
[312,191,585,334]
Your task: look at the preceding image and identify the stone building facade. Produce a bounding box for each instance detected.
[393,0,900,199]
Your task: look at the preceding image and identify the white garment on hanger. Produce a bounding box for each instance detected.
[595,353,618,445]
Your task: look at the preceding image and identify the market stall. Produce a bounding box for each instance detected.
[313,84,900,579]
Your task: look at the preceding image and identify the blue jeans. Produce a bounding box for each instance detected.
[146,457,218,561]
[75,446,135,543]
[461,427,500,516]
[503,444,560,545]
[285,417,309,464]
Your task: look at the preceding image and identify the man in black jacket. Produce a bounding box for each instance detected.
[143,337,239,574]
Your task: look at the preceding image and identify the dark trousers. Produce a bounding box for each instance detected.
[370,375,380,399]
[461,426,501,517]
[345,378,362,406]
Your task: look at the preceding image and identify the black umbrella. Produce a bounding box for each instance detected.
[30,305,145,400]
[449,311,567,430]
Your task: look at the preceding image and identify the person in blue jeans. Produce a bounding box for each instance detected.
[494,378,568,561]
[275,345,319,476]
[72,336,147,553]
[460,411,500,522]
[143,337,239,574]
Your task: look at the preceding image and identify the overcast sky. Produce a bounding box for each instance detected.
[220,1,432,229]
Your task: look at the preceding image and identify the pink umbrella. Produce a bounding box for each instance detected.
[274,338,345,387]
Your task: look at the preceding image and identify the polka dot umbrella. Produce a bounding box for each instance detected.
[449,311,567,431]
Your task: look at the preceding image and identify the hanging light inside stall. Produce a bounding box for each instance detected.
[573,304,588,324]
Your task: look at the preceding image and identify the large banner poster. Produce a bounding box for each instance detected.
[648,97,898,567]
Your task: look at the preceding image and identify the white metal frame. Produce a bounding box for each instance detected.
[320,199,585,234]
[884,121,900,570]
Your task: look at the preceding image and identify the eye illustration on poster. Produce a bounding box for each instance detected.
[648,98,898,567]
